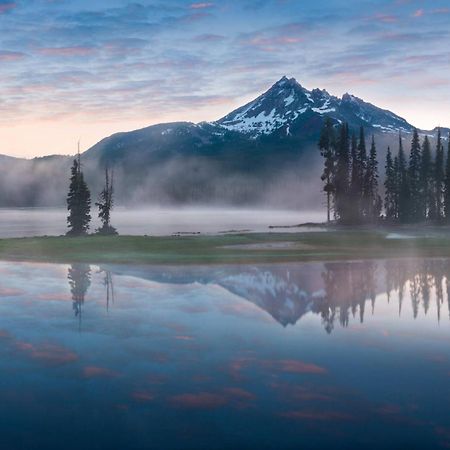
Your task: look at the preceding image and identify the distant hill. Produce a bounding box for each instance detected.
[0,77,448,207]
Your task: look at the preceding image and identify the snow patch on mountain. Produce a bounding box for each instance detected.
[215,76,415,137]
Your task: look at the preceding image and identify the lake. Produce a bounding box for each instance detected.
[0,207,325,238]
[0,257,449,449]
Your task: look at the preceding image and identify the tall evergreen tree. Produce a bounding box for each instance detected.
[319,118,336,223]
[349,133,361,223]
[444,135,450,222]
[67,154,91,236]
[364,135,380,221]
[397,133,410,223]
[434,128,445,221]
[408,129,422,222]
[392,154,400,220]
[420,135,433,220]
[334,123,351,223]
[96,167,117,235]
[357,127,368,219]
[384,147,396,221]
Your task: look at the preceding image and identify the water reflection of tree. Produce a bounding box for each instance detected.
[386,259,447,321]
[68,264,91,326]
[314,259,450,333]
[315,261,377,334]
[103,270,114,311]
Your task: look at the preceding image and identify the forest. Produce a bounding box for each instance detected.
[319,119,450,225]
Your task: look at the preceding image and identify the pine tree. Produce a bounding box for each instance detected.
[408,129,422,222]
[393,154,400,220]
[95,167,117,235]
[434,128,445,221]
[357,126,367,218]
[349,133,361,223]
[319,118,336,223]
[67,155,91,236]
[384,147,396,221]
[397,133,410,223]
[420,135,433,220]
[364,135,380,222]
[444,135,450,221]
[334,123,351,223]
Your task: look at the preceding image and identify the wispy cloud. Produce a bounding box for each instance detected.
[189,2,214,9]
[0,0,449,156]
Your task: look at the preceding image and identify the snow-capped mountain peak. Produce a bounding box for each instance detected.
[215,76,414,137]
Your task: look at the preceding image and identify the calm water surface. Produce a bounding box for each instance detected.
[0,258,449,449]
[0,207,325,237]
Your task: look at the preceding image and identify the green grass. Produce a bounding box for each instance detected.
[1,230,450,265]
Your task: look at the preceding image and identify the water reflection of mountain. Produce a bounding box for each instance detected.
[99,259,450,332]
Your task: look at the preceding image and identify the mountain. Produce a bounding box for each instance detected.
[216,76,414,137]
[0,76,447,207]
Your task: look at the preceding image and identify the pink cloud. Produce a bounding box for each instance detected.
[190,2,214,9]
[278,360,327,374]
[244,35,303,52]
[175,335,194,341]
[183,12,212,22]
[171,392,227,409]
[0,51,25,62]
[374,13,398,23]
[38,46,95,57]
[0,2,16,14]
[0,287,24,296]
[413,9,424,17]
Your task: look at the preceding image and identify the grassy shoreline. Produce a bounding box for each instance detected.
[1,230,450,265]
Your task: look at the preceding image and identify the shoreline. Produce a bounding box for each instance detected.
[0,230,450,265]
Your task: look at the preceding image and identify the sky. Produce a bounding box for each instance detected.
[0,0,449,158]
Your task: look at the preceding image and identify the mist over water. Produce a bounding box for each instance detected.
[0,207,326,238]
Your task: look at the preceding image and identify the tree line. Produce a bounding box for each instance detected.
[319,118,450,224]
[66,154,117,236]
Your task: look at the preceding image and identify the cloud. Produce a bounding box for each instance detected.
[0,50,26,62]
[373,13,398,23]
[170,392,227,408]
[37,46,96,57]
[192,33,226,42]
[0,0,449,156]
[0,2,16,14]
[189,2,214,9]
[432,8,450,14]
[0,286,24,295]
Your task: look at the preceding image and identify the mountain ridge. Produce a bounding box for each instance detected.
[0,76,448,207]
